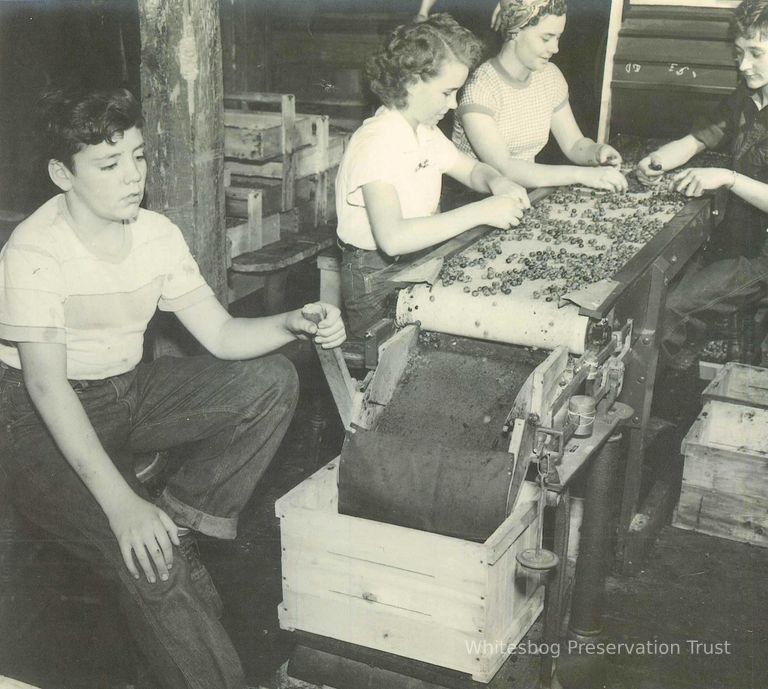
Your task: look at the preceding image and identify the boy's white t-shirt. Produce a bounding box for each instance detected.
[335,106,460,251]
[0,195,214,379]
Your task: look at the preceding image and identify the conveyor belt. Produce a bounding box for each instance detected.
[396,184,685,352]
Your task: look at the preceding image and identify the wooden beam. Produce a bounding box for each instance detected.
[138,0,226,304]
[597,0,625,144]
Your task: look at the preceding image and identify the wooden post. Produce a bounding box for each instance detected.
[596,0,625,144]
[137,0,226,304]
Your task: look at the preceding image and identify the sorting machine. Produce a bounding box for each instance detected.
[277,4,741,685]
[277,175,726,689]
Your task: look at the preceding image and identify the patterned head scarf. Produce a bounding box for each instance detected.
[498,0,552,41]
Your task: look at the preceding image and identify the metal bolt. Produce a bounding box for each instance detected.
[637,376,646,383]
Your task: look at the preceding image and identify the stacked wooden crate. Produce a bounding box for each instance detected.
[224,92,349,232]
[674,362,768,547]
[222,92,350,305]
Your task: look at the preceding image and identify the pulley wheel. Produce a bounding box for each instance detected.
[516,547,560,571]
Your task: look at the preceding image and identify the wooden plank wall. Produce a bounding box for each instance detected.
[609,4,738,139]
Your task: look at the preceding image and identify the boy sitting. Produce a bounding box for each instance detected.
[0,86,345,689]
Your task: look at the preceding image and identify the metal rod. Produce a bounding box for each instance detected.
[569,431,623,636]
[538,488,571,689]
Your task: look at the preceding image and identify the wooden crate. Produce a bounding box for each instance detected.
[226,127,346,183]
[276,460,544,683]
[701,361,768,410]
[221,94,347,304]
[224,109,324,162]
[225,104,348,232]
[674,400,768,547]
[227,164,340,227]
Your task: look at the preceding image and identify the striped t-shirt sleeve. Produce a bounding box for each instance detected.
[0,241,66,344]
[157,223,214,311]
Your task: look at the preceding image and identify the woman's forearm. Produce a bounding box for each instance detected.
[499,158,587,189]
[731,171,768,215]
[564,137,601,166]
[654,135,706,171]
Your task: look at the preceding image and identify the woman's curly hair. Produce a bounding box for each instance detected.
[498,0,567,42]
[366,13,485,110]
[733,0,768,40]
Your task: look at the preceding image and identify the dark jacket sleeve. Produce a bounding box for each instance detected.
[690,87,745,151]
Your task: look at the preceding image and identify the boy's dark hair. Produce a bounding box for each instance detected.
[733,0,768,40]
[499,0,568,42]
[35,86,143,170]
[366,13,485,110]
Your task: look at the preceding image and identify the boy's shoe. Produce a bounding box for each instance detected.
[177,528,224,619]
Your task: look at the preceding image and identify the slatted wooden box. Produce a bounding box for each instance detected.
[224,109,348,230]
[674,400,768,547]
[221,98,348,304]
[276,460,544,683]
[702,361,768,410]
[225,112,347,186]
[610,3,738,138]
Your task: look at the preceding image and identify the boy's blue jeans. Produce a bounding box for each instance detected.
[0,353,299,689]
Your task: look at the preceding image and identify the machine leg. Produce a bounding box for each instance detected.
[539,488,571,689]
[570,431,622,635]
[557,431,623,688]
[617,258,667,571]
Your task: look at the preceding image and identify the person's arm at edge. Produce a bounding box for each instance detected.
[415,0,436,20]
[728,171,768,213]
[636,135,706,183]
[17,341,179,583]
[672,166,768,214]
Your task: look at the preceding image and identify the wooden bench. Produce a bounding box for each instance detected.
[228,227,336,311]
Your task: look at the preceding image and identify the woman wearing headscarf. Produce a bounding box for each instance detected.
[452,0,628,191]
